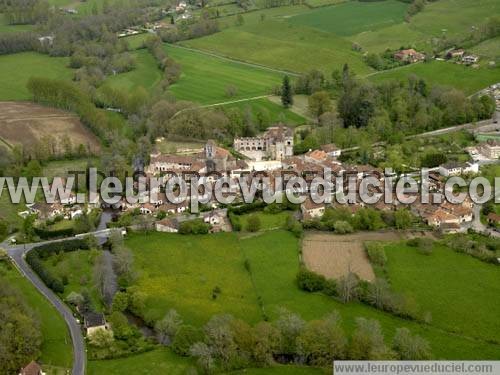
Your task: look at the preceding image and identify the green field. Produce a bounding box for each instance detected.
[384,242,500,344]
[221,97,307,126]
[288,0,408,36]
[164,45,284,105]
[349,0,500,53]
[126,232,262,325]
[0,52,72,101]
[239,211,291,232]
[369,61,500,95]
[1,261,73,370]
[471,36,500,62]
[181,6,371,75]
[124,33,150,50]
[101,49,162,93]
[303,0,347,8]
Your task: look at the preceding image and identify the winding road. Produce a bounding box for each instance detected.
[3,228,120,375]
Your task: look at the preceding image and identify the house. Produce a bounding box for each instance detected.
[320,143,341,158]
[156,218,179,233]
[19,361,45,375]
[487,213,500,226]
[234,125,294,161]
[462,54,479,65]
[478,139,500,159]
[394,49,425,63]
[38,36,54,46]
[203,211,223,225]
[446,48,464,59]
[304,149,328,163]
[439,161,474,176]
[139,203,155,215]
[83,312,107,336]
[301,198,326,220]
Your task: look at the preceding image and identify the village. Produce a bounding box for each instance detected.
[17,118,500,240]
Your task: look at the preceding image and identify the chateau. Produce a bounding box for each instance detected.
[233,125,294,161]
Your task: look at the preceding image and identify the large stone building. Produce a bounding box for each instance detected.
[478,139,500,159]
[234,125,294,161]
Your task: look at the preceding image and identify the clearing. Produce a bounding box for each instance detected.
[302,232,375,281]
[0,101,101,155]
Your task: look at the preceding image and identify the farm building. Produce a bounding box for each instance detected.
[394,49,425,63]
[156,218,179,233]
[301,198,326,220]
[478,139,500,159]
[462,54,479,65]
[19,361,45,375]
[83,312,107,336]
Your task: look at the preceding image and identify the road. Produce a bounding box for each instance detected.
[3,228,120,375]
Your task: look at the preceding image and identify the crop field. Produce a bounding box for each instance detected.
[302,232,375,281]
[384,242,500,344]
[181,7,371,75]
[102,49,162,93]
[0,102,101,154]
[369,61,500,95]
[221,97,307,126]
[288,0,408,36]
[0,261,73,370]
[164,45,284,105]
[126,232,262,325]
[0,52,72,101]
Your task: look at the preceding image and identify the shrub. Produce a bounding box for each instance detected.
[297,268,326,292]
[246,215,261,232]
[171,325,203,356]
[333,220,354,234]
[365,242,387,266]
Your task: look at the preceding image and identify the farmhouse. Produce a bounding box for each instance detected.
[439,161,478,176]
[394,49,425,63]
[320,143,341,158]
[234,125,293,161]
[478,139,500,159]
[301,198,326,220]
[446,48,464,59]
[83,312,107,336]
[156,218,179,233]
[19,361,45,375]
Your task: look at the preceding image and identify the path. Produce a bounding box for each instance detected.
[3,228,122,375]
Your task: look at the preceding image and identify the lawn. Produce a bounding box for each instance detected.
[180,6,371,75]
[123,33,150,50]
[288,0,408,36]
[384,242,500,344]
[239,230,500,359]
[369,61,500,95]
[220,97,307,126]
[239,211,291,232]
[0,52,72,101]
[164,45,284,105]
[126,232,262,325]
[101,49,162,93]
[0,187,24,240]
[0,261,73,370]
[42,158,98,180]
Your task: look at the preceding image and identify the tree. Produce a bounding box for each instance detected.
[337,272,359,303]
[349,318,393,360]
[172,325,203,356]
[190,342,214,374]
[392,328,431,360]
[308,91,332,119]
[155,309,183,345]
[281,75,293,108]
[246,214,261,232]
[297,312,347,366]
[252,321,280,366]
[274,308,305,355]
[394,209,413,230]
[66,291,84,307]
[88,328,114,348]
[235,14,244,26]
[365,242,387,267]
[111,291,129,312]
[203,314,237,368]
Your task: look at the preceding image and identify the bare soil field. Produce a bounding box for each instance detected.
[301,231,401,281]
[0,102,100,155]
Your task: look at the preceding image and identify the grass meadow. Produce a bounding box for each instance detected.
[126,232,263,325]
[384,242,500,344]
[220,97,307,126]
[369,61,500,95]
[239,211,291,232]
[288,0,408,36]
[0,261,73,370]
[0,52,72,101]
[0,14,35,33]
[164,45,284,104]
